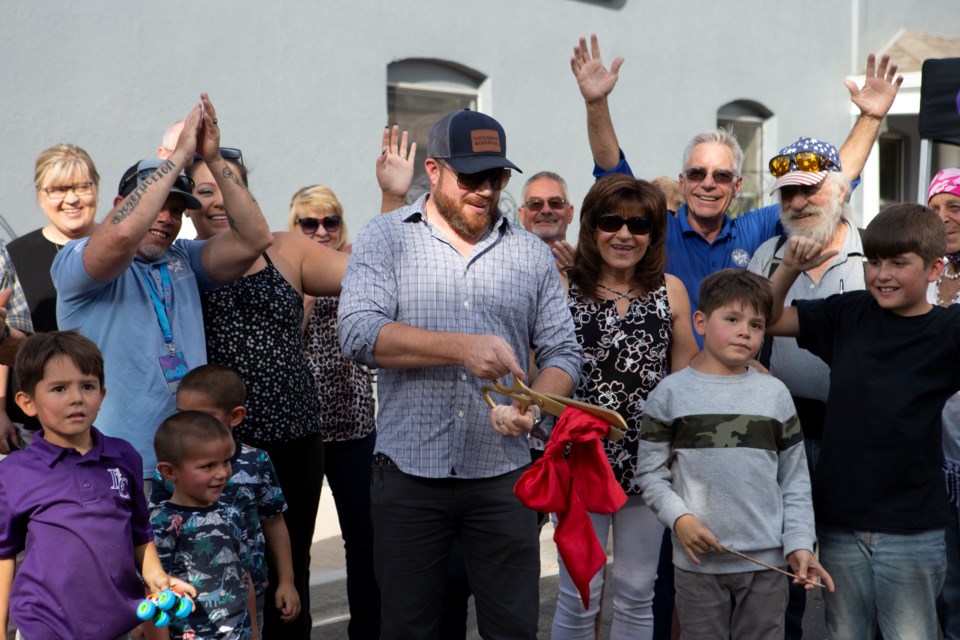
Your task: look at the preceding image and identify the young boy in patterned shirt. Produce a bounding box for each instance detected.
[150,364,299,636]
[153,410,254,639]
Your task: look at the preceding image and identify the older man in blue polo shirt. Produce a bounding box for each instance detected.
[340,109,581,639]
[52,95,272,478]
[570,34,901,347]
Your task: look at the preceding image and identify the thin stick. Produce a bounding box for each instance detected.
[722,546,824,589]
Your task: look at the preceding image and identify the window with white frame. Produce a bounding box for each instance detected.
[717,101,775,217]
[387,60,484,203]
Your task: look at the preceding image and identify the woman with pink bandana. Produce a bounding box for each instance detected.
[927,167,960,639]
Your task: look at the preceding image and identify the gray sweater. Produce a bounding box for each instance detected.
[635,367,815,574]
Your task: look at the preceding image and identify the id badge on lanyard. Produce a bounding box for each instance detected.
[142,264,189,393]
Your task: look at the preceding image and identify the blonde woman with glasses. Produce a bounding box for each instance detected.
[0,144,101,454]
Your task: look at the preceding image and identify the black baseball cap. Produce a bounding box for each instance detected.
[427,109,521,174]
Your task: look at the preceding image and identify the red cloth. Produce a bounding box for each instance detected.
[514,407,627,609]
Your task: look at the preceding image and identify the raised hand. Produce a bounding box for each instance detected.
[196,93,222,164]
[571,33,624,104]
[377,125,416,204]
[171,103,202,165]
[781,235,838,273]
[844,53,903,119]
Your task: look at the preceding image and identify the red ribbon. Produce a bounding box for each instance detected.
[514,407,627,609]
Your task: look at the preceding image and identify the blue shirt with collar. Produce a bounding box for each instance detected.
[52,238,218,477]
[594,150,782,346]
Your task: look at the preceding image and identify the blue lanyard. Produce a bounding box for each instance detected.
[141,264,175,351]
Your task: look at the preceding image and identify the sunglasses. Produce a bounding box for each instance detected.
[438,161,511,191]
[768,152,835,178]
[523,197,568,213]
[192,147,245,167]
[297,215,342,234]
[595,213,653,235]
[683,167,737,185]
[121,169,195,197]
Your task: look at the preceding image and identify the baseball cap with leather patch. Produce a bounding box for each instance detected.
[427,109,521,174]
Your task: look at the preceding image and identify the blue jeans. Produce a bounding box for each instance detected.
[818,525,945,640]
[939,500,960,640]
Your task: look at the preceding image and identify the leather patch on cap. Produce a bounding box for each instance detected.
[471,130,502,153]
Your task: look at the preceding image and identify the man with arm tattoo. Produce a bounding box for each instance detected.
[51,93,273,479]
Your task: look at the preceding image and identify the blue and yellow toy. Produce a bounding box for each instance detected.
[136,587,194,628]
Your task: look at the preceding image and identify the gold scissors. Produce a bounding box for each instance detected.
[481,376,626,441]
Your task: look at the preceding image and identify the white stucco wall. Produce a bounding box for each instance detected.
[2,1,958,243]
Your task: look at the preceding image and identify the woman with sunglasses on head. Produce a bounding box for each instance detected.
[185,155,347,640]
[927,168,960,640]
[552,173,699,640]
[287,185,382,640]
[0,144,101,454]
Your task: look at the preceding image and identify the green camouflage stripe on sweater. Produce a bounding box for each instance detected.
[641,413,801,451]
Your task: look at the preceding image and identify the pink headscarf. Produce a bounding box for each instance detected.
[928,168,960,204]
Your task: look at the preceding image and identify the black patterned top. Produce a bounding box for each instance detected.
[303,296,376,442]
[202,255,322,445]
[568,279,672,494]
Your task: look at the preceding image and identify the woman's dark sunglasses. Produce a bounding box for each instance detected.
[595,213,652,235]
[192,147,244,167]
[297,215,342,234]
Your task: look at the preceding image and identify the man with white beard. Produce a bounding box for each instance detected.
[747,136,864,639]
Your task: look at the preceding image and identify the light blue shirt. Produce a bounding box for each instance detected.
[52,238,217,477]
[338,194,582,479]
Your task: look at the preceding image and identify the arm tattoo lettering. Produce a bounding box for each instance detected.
[110,160,177,224]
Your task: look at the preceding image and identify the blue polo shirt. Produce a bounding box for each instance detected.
[53,238,218,476]
[0,428,152,638]
[595,151,782,346]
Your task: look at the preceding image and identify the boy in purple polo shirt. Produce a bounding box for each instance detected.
[0,331,194,639]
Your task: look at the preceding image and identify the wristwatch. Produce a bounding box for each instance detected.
[528,404,542,428]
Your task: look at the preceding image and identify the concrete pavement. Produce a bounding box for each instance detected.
[307,483,828,638]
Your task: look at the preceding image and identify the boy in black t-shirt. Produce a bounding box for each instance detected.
[767,203,960,639]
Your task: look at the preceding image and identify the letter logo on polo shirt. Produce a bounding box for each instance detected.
[108,468,131,499]
[471,130,502,153]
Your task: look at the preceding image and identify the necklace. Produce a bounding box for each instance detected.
[596,283,634,300]
[943,264,960,281]
[936,269,960,307]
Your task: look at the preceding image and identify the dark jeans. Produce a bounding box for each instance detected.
[371,457,540,640]
[257,433,325,640]
[325,431,380,640]
[652,527,675,640]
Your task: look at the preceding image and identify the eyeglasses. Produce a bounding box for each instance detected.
[768,152,834,178]
[683,167,737,185]
[120,170,195,197]
[43,182,95,201]
[522,198,568,212]
[192,147,245,167]
[297,215,342,234]
[438,161,511,191]
[595,213,652,235]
